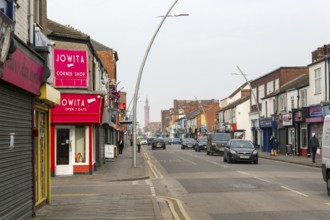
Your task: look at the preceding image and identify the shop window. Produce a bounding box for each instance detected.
[75,126,86,163]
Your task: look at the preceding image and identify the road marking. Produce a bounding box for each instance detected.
[146,179,156,197]
[52,194,99,197]
[158,196,191,220]
[254,177,272,183]
[281,186,308,197]
[146,157,163,179]
[176,155,197,165]
[325,203,330,206]
[237,170,249,175]
[144,152,150,160]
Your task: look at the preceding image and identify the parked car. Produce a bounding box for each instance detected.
[140,138,148,145]
[194,137,207,152]
[223,139,258,164]
[163,137,171,145]
[151,138,166,150]
[206,133,231,155]
[147,137,155,145]
[181,138,196,149]
[172,138,181,145]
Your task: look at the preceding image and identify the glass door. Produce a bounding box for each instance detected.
[56,126,74,175]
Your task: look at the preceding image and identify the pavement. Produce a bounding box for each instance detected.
[32,145,322,220]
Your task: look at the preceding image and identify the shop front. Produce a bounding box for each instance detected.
[292,109,308,156]
[306,105,323,159]
[260,118,272,152]
[50,93,104,176]
[0,39,50,218]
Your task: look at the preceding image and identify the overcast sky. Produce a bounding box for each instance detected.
[47,0,330,127]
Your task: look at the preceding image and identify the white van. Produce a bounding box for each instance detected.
[322,115,330,196]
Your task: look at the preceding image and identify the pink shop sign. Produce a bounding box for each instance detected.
[2,48,43,95]
[54,49,88,88]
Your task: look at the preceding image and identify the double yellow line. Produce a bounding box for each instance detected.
[157,196,191,220]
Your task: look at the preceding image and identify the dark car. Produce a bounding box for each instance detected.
[194,137,207,152]
[206,133,231,155]
[172,138,181,145]
[163,137,171,145]
[147,137,155,145]
[151,138,166,150]
[181,138,196,149]
[223,139,258,164]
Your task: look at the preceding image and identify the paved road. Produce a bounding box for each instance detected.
[32,143,327,220]
[146,144,330,220]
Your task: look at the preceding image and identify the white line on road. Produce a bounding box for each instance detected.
[281,186,309,197]
[177,155,198,165]
[254,177,272,184]
[237,170,249,175]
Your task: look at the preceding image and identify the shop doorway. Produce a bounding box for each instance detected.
[56,126,74,175]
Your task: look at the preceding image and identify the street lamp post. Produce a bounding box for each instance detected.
[235,65,261,119]
[194,96,208,132]
[233,65,261,148]
[132,0,181,167]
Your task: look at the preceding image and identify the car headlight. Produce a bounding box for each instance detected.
[230,149,237,154]
[252,150,258,155]
[212,142,217,146]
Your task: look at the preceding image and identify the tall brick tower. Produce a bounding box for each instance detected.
[144,97,150,127]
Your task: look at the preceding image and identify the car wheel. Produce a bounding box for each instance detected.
[254,159,258,164]
[207,151,210,155]
[327,173,330,196]
[211,152,214,156]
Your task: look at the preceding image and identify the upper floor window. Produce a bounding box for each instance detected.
[258,84,265,103]
[251,88,257,105]
[266,81,274,95]
[290,96,294,109]
[315,68,321,94]
[0,0,14,20]
[275,78,279,91]
[300,88,307,107]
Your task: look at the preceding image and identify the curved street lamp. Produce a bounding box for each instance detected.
[132,0,182,167]
[194,96,208,132]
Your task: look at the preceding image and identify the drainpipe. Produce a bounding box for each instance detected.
[325,56,328,101]
[29,0,34,45]
[328,57,330,101]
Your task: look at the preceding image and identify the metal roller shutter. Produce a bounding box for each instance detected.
[0,81,33,219]
[96,126,106,167]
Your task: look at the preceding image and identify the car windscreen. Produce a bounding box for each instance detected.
[184,138,195,142]
[231,140,254,148]
[198,138,207,142]
[212,134,230,141]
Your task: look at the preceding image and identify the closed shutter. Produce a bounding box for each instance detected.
[96,126,106,167]
[0,81,33,219]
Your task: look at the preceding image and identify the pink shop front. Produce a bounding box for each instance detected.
[50,93,104,176]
